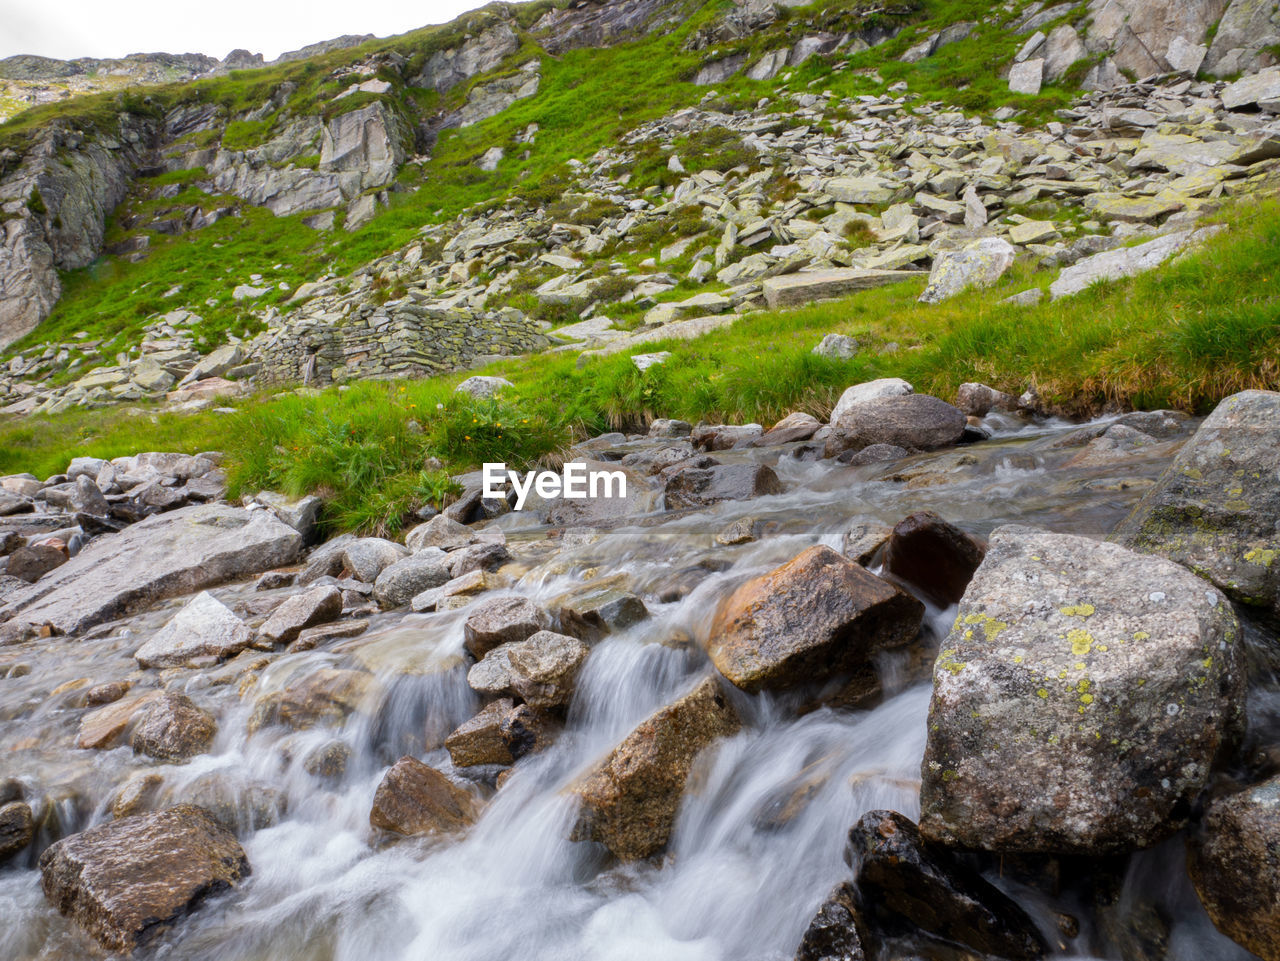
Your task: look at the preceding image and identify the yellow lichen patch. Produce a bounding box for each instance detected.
[1012,655,1023,664]
[937,649,967,676]
[1060,603,1096,617]
[1074,661,1086,671]
[1036,688,1049,698]
[962,612,1009,641]
[1134,630,1150,641]
[1068,628,1094,657]
[1081,693,1094,704]
[1244,548,1277,568]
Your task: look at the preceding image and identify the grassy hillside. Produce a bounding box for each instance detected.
[3,196,1277,535]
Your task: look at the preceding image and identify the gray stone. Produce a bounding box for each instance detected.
[827,394,967,453]
[129,692,218,762]
[3,504,302,635]
[1050,227,1222,299]
[830,378,914,427]
[134,591,253,668]
[341,537,408,582]
[463,594,549,658]
[919,238,1017,304]
[663,463,784,510]
[812,333,860,359]
[468,629,591,708]
[373,554,450,608]
[455,375,514,398]
[258,585,343,645]
[1114,390,1280,615]
[406,515,478,552]
[1008,58,1044,95]
[920,525,1246,855]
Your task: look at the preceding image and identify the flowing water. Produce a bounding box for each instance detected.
[0,414,1269,960]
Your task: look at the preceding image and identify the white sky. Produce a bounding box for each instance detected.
[0,0,490,62]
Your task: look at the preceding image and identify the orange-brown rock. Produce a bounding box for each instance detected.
[369,756,479,837]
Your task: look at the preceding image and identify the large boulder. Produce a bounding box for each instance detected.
[663,463,784,510]
[920,526,1246,855]
[829,378,913,427]
[2,504,302,635]
[825,395,967,454]
[1189,776,1280,961]
[847,810,1047,960]
[134,591,253,668]
[39,805,249,952]
[570,677,740,860]
[1114,390,1280,616]
[405,515,477,552]
[709,545,923,693]
[918,238,1016,304]
[369,756,479,837]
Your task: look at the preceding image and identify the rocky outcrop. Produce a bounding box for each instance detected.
[920,525,1245,855]
[2,503,303,635]
[1080,0,1230,85]
[39,805,249,952]
[1115,390,1280,616]
[1205,0,1280,76]
[531,0,680,55]
[410,23,520,91]
[0,114,157,346]
[319,102,410,192]
[571,677,740,860]
[708,545,923,693]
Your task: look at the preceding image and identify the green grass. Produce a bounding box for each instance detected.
[5,196,1278,535]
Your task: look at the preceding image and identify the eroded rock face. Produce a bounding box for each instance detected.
[1114,389,1280,616]
[571,677,740,860]
[3,503,302,635]
[847,810,1047,960]
[39,805,249,952]
[1189,776,1280,961]
[709,545,923,693]
[920,525,1246,855]
[369,756,479,837]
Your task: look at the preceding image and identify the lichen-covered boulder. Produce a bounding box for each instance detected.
[920,526,1245,855]
[570,677,740,860]
[709,545,923,693]
[918,238,1016,304]
[39,805,249,952]
[1189,776,1280,961]
[1114,389,1280,616]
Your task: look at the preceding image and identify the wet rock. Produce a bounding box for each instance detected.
[571,677,741,860]
[847,809,1047,960]
[709,545,923,693]
[841,518,893,565]
[664,463,784,510]
[290,619,368,651]
[1189,776,1280,960]
[544,464,651,526]
[258,585,343,645]
[134,591,253,668]
[715,516,761,546]
[825,395,968,455]
[168,772,286,832]
[6,542,68,582]
[955,382,1015,417]
[410,568,491,612]
[129,692,217,762]
[109,773,164,819]
[692,424,764,451]
[303,740,351,781]
[463,595,550,658]
[444,540,512,577]
[77,691,163,749]
[0,800,34,863]
[446,698,524,766]
[373,554,450,608]
[838,444,910,466]
[1114,390,1280,616]
[795,882,868,961]
[39,805,249,952]
[85,680,129,705]
[369,756,479,837]
[4,503,302,635]
[264,668,374,731]
[558,587,649,641]
[882,511,987,606]
[341,537,409,582]
[405,514,477,552]
[467,629,591,709]
[920,525,1246,855]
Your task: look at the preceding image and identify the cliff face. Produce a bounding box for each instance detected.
[0,114,157,345]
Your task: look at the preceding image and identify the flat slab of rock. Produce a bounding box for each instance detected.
[1189,776,1280,960]
[1049,226,1222,300]
[134,591,252,668]
[571,677,740,860]
[920,525,1245,855]
[709,545,923,693]
[1115,389,1280,616]
[39,805,249,952]
[3,504,302,635]
[369,756,479,837]
[762,269,922,310]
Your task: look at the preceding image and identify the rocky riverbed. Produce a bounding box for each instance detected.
[0,382,1277,959]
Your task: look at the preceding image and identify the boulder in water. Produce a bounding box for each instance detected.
[881,511,987,606]
[1114,389,1280,616]
[0,800,34,864]
[824,394,968,456]
[39,805,249,952]
[794,882,869,961]
[663,462,784,510]
[709,545,923,693]
[1189,776,1280,960]
[571,677,740,860]
[846,809,1047,959]
[373,554,450,608]
[134,591,253,668]
[129,693,217,762]
[463,595,549,658]
[369,756,479,837]
[467,630,591,709]
[257,585,343,645]
[920,525,1246,855]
